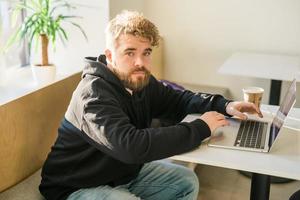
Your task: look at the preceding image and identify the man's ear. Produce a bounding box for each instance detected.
[105,49,112,65]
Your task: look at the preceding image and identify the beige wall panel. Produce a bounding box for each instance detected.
[151,38,164,79]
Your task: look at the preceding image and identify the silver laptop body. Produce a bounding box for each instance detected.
[208,116,271,152]
[184,79,297,153]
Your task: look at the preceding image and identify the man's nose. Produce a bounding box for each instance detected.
[134,56,145,67]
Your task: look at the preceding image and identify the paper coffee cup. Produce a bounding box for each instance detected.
[242,87,264,108]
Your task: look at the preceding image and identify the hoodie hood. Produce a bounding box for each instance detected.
[83,55,125,90]
[83,55,108,78]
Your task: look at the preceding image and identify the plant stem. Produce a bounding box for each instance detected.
[41,34,49,66]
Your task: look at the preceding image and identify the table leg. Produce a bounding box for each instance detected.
[250,173,270,200]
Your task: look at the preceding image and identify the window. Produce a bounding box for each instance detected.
[0,1,29,83]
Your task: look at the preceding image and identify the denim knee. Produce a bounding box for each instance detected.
[185,170,199,193]
[176,167,199,199]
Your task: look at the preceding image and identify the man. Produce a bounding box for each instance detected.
[39,10,262,200]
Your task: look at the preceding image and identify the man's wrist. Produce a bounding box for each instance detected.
[225,100,234,116]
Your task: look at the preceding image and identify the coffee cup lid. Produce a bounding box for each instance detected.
[243,87,264,93]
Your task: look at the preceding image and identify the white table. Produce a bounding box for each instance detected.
[218,52,300,105]
[171,105,300,200]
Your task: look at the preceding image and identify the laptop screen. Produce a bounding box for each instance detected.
[268,79,297,148]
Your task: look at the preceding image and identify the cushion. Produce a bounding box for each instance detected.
[0,169,44,200]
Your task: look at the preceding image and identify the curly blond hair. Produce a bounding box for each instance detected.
[105,10,160,49]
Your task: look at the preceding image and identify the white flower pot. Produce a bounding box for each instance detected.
[31,64,56,85]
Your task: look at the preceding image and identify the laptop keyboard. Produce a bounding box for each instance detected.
[234,120,268,149]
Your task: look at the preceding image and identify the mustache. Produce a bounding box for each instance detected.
[130,67,150,74]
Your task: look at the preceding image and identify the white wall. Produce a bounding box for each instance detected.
[142,0,300,107]
[109,0,144,19]
[32,0,109,75]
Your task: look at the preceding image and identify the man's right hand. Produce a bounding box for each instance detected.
[199,111,229,132]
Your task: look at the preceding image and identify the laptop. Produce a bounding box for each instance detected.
[184,79,297,153]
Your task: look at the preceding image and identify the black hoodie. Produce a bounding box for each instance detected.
[39,55,231,200]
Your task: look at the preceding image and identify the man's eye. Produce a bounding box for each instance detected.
[144,51,151,56]
[126,52,134,56]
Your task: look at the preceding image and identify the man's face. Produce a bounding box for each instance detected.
[105,34,152,91]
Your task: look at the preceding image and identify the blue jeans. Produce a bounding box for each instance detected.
[67,160,199,200]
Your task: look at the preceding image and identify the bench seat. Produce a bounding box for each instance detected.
[0,169,43,200]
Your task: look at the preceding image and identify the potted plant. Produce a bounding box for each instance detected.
[3,0,87,85]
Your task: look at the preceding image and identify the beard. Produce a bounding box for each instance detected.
[111,64,151,92]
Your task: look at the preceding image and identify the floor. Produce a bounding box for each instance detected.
[195,164,300,200]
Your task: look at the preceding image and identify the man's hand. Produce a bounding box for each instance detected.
[226,101,263,120]
[200,111,229,132]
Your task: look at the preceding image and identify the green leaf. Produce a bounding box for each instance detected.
[2,27,22,53]
[68,22,88,41]
[57,30,67,47]
[19,13,39,37]
[50,1,74,15]
[60,15,82,20]
[28,28,39,51]
[58,27,68,41]
[27,0,41,11]
[14,2,35,13]
[33,31,40,52]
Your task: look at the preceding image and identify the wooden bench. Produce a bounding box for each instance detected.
[0,73,81,199]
